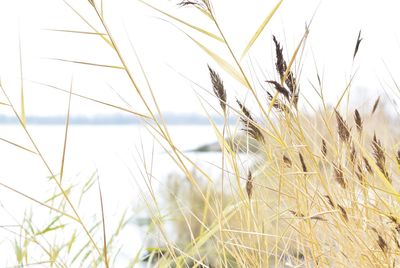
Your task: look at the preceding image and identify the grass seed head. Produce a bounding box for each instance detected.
[335,110,351,143]
[208,65,227,113]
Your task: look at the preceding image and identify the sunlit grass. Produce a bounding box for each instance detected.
[0,0,400,267]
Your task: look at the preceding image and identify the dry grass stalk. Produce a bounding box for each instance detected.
[396,150,400,167]
[371,96,380,115]
[299,152,307,173]
[372,133,390,182]
[355,164,365,184]
[334,164,347,189]
[335,110,351,143]
[393,233,400,249]
[321,139,327,157]
[283,155,292,167]
[354,109,363,134]
[208,65,227,112]
[236,100,265,143]
[246,171,254,200]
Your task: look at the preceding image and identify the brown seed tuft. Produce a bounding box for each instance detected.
[350,144,357,165]
[325,195,335,208]
[354,109,363,134]
[246,171,254,200]
[271,35,299,106]
[334,164,347,189]
[236,100,265,143]
[266,80,290,101]
[396,150,400,167]
[321,139,327,157]
[283,155,292,168]
[377,235,388,253]
[310,215,327,221]
[371,96,380,115]
[372,133,390,182]
[289,210,305,218]
[178,0,207,9]
[363,157,373,174]
[388,215,399,225]
[335,110,351,143]
[396,225,400,235]
[299,153,307,173]
[353,30,363,60]
[393,233,400,249]
[208,66,227,113]
[266,91,288,112]
[338,205,349,222]
[272,35,286,81]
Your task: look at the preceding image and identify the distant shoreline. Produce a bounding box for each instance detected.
[0,114,236,125]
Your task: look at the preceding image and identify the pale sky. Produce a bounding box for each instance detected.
[0,0,400,117]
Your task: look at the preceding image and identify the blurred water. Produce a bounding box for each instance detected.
[0,124,222,266]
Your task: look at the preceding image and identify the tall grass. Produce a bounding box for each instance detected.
[1,0,400,267]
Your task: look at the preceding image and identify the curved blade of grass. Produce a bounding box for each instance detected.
[97,176,109,268]
[44,28,107,36]
[62,0,113,48]
[184,32,247,86]
[0,181,77,221]
[30,80,151,119]
[18,28,26,127]
[47,58,125,70]
[138,0,223,43]
[240,0,283,59]
[60,78,73,184]
[0,137,37,154]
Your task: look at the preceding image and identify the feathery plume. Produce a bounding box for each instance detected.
[299,153,307,173]
[377,235,388,253]
[321,139,327,157]
[283,155,292,168]
[246,171,254,200]
[350,144,357,165]
[266,91,288,112]
[371,96,380,115]
[353,30,363,60]
[334,164,347,189]
[363,157,373,174]
[335,110,351,143]
[237,100,265,143]
[266,80,290,101]
[271,35,299,106]
[354,109,363,134]
[372,133,390,182]
[338,205,349,222]
[208,66,227,112]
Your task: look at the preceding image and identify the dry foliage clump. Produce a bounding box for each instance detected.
[145,34,400,268]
